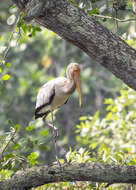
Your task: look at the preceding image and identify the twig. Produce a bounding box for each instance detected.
[0,155,28,171]
[92,14,136,23]
[115,9,119,32]
[0,10,22,65]
[0,128,17,160]
[105,183,114,188]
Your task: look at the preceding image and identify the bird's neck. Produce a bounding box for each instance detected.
[64,79,76,94]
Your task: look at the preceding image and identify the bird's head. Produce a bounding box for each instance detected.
[66,63,82,107]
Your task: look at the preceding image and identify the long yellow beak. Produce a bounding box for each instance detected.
[74,71,82,107]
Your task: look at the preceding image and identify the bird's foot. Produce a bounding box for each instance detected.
[46,122,59,140]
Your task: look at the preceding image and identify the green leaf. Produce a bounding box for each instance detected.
[10,4,17,9]
[89,111,99,127]
[28,25,32,32]
[69,146,72,152]
[29,152,37,160]
[106,112,112,120]
[17,17,24,28]
[39,144,49,150]
[14,124,20,132]
[8,120,14,127]
[106,105,112,111]
[31,30,36,36]
[115,153,123,162]
[26,125,35,131]
[2,74,10,80]
[90,142,98,149]
[79,116,87,121]
[6,62,12,68]
[4,154,15,159]
[104,98,113,105]
[89,184,97,188]
[22,24,28,34]
[0,68,2,73]
[35,26,42,32]
[132,158,136,164]
[93,111,99,120]
[39,129,49,136]
[27,152,38,165]
[13,143,21,149]
[0,35,4,42]
[89,8,99,16]
[111,106,117,112]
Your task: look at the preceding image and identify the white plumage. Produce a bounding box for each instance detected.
[35,63,82,120]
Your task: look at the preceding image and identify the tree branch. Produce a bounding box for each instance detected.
[93,14,136,22]
[12,0,136,91]
[0,162,136,190]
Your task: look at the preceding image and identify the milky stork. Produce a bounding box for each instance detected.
[35,63,82,166]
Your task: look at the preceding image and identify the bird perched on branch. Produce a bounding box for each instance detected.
[35,63,82,166]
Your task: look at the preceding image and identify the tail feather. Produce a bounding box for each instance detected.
[35,110,50,119]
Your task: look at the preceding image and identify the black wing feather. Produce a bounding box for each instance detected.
[35,89,55,119]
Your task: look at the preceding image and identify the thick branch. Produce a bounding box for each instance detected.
[20,0,136,90]
[1,162,136,190]
[13,0,136,90]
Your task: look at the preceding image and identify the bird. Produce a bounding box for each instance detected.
[35,62,82,166]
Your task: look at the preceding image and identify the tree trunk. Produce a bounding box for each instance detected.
[0,162,136,190]
[13,0,136,90]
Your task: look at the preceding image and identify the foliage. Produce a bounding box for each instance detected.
[66,147,90,163]
[76,87,136,165]
[27,152,38,166]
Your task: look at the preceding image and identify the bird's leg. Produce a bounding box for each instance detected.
[50,111,61,167]
[51,111,58,140]
[43,112,61,167]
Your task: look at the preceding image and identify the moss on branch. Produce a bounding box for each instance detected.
[0,162,136,190]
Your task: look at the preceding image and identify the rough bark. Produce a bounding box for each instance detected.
[13,0,136,90]
[1,162,136,190]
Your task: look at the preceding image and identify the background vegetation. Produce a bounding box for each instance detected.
[0,0,136,189]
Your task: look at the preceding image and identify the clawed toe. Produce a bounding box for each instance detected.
[47,122,59,139]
